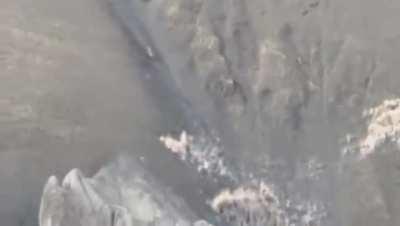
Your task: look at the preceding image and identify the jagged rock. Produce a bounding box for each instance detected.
[39,157,200,226]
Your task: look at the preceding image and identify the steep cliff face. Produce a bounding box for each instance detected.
[102,0,400,225]
[107,1,400,225]
[112,0,398,163]
[2,0,400,225]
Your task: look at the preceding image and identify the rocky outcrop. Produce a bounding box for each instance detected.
[359,99,400,158]
[39,157,202,226]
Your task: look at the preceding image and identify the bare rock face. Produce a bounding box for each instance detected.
[114,0,392,163]
[39,157,199,226]
[4,0,400,225]
[40,171,122,226]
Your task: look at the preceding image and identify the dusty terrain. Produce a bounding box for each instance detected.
[2,0,400,226]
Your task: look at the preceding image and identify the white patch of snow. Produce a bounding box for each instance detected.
[211,183,326,226]
[160,131,192,159]
[359,99,400,158]
[159,131,235,179]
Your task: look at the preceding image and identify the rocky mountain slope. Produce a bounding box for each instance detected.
[2,0,400,226]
